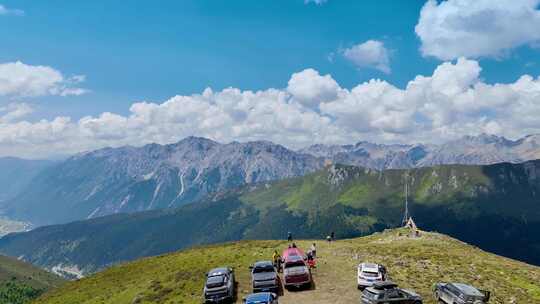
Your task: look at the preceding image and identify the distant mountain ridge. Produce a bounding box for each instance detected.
[4,133,540,226]
[300,133,540,169]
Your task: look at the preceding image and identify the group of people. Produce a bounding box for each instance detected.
[270,231,324,270]
[287,231,334,243]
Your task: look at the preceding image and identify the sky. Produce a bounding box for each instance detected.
[1,0,540,158]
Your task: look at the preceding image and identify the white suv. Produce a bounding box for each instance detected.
[357,262,386,289]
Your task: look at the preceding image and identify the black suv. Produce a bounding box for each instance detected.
[203,267,235,303]
[434,282,490,304]
[361,281,423,304]
[250,261,280,293]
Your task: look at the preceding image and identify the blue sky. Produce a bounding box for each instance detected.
[1,0,540,158]
[1,0,429,117]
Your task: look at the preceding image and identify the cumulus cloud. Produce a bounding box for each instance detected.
[416,0,540,60]
[0,103,33,123]
[3,58,540,158]
[342,40,391,73]
[287,69,341,108]
[0,61,87,97]
[0,4,24,16]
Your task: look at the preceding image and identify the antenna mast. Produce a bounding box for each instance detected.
[402,174,410,226]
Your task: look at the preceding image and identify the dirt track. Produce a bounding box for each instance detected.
[269,240,359,304]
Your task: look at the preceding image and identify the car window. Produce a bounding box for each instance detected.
[253,265,274,273]
[363,290,382,300]
[447,285,460,296]
[361,271,379,277]
[387,289,402,299]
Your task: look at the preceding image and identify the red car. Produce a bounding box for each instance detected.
[281,247,312,289]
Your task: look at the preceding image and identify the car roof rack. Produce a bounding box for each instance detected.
[372,281,398,289]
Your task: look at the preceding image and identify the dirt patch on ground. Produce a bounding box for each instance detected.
[258,240,359,304]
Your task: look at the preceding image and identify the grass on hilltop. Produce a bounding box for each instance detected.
[34,228,540,304]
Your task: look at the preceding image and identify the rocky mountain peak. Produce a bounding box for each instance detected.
[458,133,514,146]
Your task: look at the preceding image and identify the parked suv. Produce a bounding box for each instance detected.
[250,261,279,293]
[357,262,387,289]
[203,267,235,303]
[243,292,279,304]
[361,281,423,304]
[282,247,311,289]
[434,282,490,303]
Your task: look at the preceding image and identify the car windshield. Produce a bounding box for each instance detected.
[361,271,379,277]
[284,260,305,268]
[206,275,225,285]
[253,265,274,273]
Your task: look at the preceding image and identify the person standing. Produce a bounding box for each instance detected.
[310,243,317,258]
[330,231,335,241]
[287,231,293,242]
[272,250,281,271]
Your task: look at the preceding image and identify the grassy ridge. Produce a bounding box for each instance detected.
[0,255,63,291]
[34,229,540,304]
[0,254,64,304]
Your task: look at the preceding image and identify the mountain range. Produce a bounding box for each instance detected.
[2,137,321,226]
[2,160,540,277]
[4,133,540,227]
[300,133,540,169]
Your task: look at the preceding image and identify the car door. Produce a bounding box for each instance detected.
[384,289,405,304]
[440,285,454,303]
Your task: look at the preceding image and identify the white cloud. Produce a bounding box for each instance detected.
[0,4,24,16]
[0,103,33,123]
[342,40,391,74]
[3,58,540,158]
[304,0,327,5]
[416,0,540,60]
[287,69,341,108]
[0,61,87,97]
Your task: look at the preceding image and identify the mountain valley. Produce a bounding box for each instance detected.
[2,160,540,278]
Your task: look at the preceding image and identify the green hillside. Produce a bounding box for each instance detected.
[34,229,540,304]
[1,161,540,276]
[0,254,64,304]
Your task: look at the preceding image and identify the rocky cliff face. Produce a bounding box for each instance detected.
[5,137,322,225]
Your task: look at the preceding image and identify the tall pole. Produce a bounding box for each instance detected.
[402,174,409,226]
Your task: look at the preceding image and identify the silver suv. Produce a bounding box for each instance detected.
[434,283,490,304]
[203,267,235,303]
